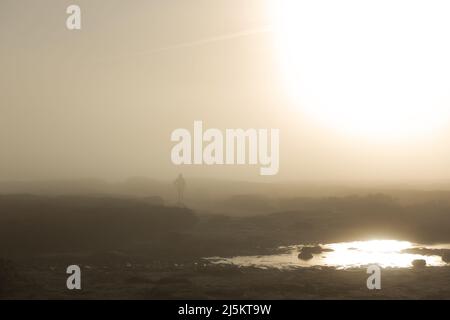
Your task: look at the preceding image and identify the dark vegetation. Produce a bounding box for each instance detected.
[0,195,196,256]
[0,259,16,298]
[1,193,450,258]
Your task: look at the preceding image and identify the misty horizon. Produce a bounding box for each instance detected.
[3,0,450,182]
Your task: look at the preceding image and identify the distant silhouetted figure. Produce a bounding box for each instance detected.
[174,174,186,206]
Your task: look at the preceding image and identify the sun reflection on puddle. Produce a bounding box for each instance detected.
[206,240,448,269]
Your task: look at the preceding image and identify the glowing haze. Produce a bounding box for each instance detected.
[2,0,450,182]
[269,0,450,139]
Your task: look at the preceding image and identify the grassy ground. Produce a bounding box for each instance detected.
[4,260,450,299]
[1,194,449,299]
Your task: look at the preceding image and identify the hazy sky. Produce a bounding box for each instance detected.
[2,0,450,182]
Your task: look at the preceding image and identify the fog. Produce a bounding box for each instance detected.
[2,0,450,183]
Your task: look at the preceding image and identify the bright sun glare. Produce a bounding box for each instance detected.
[333,240,412,253]
[268,0,450,139]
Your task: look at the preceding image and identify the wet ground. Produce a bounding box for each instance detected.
[3,259,450,299]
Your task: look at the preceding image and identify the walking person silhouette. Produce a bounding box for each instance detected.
[174,173,186,206]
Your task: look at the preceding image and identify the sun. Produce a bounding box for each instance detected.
[268,0,450,140]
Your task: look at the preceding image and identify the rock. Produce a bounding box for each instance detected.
[298,251,314,260]
[441,252,450,263]
[297,245,332,260]
[412,259,427,268]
